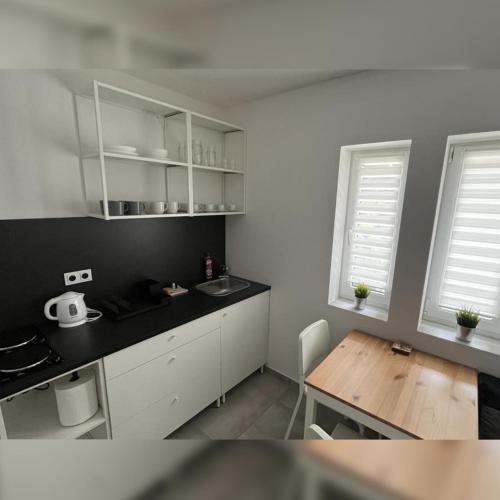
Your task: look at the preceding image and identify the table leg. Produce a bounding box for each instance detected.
[304,393,318,439]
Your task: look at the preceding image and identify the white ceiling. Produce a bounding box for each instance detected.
[124,70,357,107]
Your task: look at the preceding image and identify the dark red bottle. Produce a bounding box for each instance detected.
[204,253,213,280]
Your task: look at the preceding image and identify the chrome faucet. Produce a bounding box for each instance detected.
[219,264,230,278]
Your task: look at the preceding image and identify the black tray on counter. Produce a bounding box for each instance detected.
[100,294,172,321]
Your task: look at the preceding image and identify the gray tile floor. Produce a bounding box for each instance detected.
[167,368,345,440]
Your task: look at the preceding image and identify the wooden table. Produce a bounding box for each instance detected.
[303,441,499,500]
[304,330,478,439]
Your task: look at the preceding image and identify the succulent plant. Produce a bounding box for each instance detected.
[456,307,481,329]
[354,283,371,299]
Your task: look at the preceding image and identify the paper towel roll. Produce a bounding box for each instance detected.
[54,368,98,427]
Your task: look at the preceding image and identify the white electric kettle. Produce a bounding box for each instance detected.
[44,291,88,328]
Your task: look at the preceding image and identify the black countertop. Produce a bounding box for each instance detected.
[0,279,270,400]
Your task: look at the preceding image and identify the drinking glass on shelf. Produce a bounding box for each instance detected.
[210,147,216,167]
[222,157,228,169]
[204,147,210,166]
[193,139,202,165]
[177,141,186,162]
[230,159,236,170]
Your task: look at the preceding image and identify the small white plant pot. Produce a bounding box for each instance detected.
[354,297,367,310]
[456,325,475,343]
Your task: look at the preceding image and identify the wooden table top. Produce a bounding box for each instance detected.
[305,330,478,439]
[305,441,499,500]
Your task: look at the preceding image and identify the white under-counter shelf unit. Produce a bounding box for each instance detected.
[0,360,111,439]
[76,81,246,220]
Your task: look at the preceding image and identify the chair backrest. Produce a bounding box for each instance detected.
[298,319,331,383]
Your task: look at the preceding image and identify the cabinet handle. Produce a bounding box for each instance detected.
[168,356,176,363]
[222,313,227,318]
[168,334,176,341]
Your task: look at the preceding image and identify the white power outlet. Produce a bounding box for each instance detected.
[64,269,93,286]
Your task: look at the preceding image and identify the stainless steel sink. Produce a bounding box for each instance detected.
[195,277,250,296]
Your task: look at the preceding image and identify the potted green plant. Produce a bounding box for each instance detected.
[354,283,370,310]
[455,307,480,343]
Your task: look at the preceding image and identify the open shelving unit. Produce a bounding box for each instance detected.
[0,360,111,440]
[76,81,246,220]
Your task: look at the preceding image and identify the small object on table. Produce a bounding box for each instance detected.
[163,283,189,297]
[391,341,413,356]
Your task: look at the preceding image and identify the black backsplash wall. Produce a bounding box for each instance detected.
[0,217,225,328]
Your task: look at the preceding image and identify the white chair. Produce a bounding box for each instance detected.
[284,319,331,440]
[284,319,365,439]
[306,423,363,440]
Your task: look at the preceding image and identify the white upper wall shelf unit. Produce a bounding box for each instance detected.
[76,81,246,220]
[96,81,184,117]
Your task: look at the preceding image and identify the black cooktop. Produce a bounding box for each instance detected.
[0,326,62,386]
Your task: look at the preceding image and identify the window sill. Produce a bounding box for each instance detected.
[418,320,500,357]
[330,298,388,322]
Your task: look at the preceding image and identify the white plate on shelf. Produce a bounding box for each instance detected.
[107,146,138,155]
[107,151,140,157]
[143,148,169,159]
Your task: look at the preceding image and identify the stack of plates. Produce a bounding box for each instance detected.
[146,148,169,159]
[107,145,138,156]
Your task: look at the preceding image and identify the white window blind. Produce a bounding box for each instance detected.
[423,140,500,338]
[439,149,500,318]
[339,148,409,309]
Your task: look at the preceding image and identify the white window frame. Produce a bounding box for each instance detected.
[329,140,411,321]
[419,131,500,342]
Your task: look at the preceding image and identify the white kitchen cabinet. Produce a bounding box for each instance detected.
[221,291,270,395]
[108,328,220,439]
[104,291,270,439]
[0,292,270,440]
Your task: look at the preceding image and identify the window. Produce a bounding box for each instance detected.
[421,133,500,340]
[329,141,411,319]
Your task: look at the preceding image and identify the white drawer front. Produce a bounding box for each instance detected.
[160,311,220,355]
[112,391,181,439]
[104,311,220,380]
[107,350,178,427]
[111,328,221,439]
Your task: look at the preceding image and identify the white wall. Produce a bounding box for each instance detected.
[0,70,225,219]
[226,70,500,380]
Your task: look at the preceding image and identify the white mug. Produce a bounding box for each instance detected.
[228,204,237,212]
[218,203,226,212]
[167,201,179,214]
[206,203,216,212]
[149,201,166,214]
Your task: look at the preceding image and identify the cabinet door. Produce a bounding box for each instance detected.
[221,291,270,394]
[111,328,220,439]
